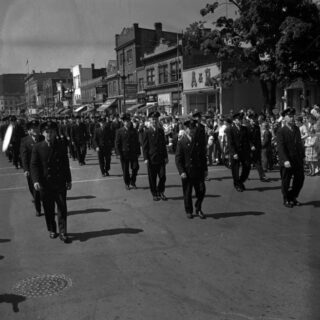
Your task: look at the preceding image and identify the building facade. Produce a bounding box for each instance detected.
[0,74,26,115]
[139,38,182,115]
[115,22,180,112]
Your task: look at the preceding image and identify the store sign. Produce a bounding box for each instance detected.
[182,64,221,91]
[158,93,171,106]
[125,84,137,99]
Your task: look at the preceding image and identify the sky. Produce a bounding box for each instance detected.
[0,0,235,75]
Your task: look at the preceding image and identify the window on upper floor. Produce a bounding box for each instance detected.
[170,61,181,82]
[126,49,133,64]
[138,78,144,92]
[146,68,155,86]
[119,53,124,66]
[158,64,168,84]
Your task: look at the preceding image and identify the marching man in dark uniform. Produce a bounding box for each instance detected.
[277,108,305,208]
[226,112,251,192]
[247,113,270,182]
[30,121,72,243]
[142,111,169,201]
[70,116,88,165]
[115,113,140,190]
[94,117,113,177]
[20,119,43,216]
[175,118,208,219]
[9,115,26,169]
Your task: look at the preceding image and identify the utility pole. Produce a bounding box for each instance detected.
[122,48,126,113]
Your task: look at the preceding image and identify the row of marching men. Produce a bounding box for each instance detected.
[2,110,208,244]
[0,107,306,243]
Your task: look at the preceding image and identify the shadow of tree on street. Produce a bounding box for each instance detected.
[0,294,26,313]
[67,196,96,200]
[302,201,320,208]
[68,208,111,216]
[206,211,265,219]
[168,194,221,201]
[0,239,10,243]
[68,228,143,242]
[0,255,4,260]
[138,184,181,190]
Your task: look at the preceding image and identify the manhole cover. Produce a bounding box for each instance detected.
[12,274,72,298]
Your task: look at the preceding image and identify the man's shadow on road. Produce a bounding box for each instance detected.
[244,186,281,192]
[0,294,26,313]
[68,228,143,242]
[68,208,111,216]
[302,201,320,208]
[0,239,10,243]
[207,176,233,182]
[168,194,221,201]
[206,211,265,219]
[67,196,96,200]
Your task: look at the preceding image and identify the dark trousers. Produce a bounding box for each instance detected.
[41,188,67,234]
[26,175,41,213]
[120,157,139,186]
[12,144,21,168]
[75,142,87,163]
[97,148,111,174]
[69,142,76,160]
[251,152,265,179]
[231,157,251,187]
[147,163,166,196]
[280,166,305,202]
[182,177,206,214]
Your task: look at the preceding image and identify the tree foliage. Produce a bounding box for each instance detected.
[184,0,320,112]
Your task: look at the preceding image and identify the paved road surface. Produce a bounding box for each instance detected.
[0,149,319,320]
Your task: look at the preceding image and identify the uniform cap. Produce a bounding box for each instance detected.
[281,108,296,117]
[40,121,58,132]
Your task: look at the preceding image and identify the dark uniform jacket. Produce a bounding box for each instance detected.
[94,123,113,149]
[142,126,168,164]
[175,133,208,180]
[20,135,44,172]
[277,125,305,168]
[70,123,88,144]
[11,124,26,146]
[30,140,71,190]
[115,126,140,160]
[227,124,251,159]
[248,124,261,161]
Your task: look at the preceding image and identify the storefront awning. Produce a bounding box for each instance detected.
[137,103,157,113]
[56,107,65,114]
[96,99,117,112]
[126,103,145,112]
[74,105,88,113]
[60,108,72,115]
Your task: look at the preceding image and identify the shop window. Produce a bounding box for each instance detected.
[138,78,144,91]
[126,49,133,64]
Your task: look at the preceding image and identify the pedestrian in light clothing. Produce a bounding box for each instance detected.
[142,111,168,201]
[30,121,72,243]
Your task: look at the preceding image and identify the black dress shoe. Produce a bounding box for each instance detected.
[125,185,130,190]
[186,213,193,219]
[49,232,58,239]
[196,210,206,219]
[283,200,293,208]
[292,199,302,206]
[102,173,106,177]
[235,186,243,192]
[159,193,168,201]
[240,183,246,190]
[153,195,160,201]
[36,211,41,217]
[130,183,137,189]
[59,234,70,243]
[105,171,110,176]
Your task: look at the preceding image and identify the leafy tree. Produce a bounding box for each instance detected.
[184,0,320,113]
